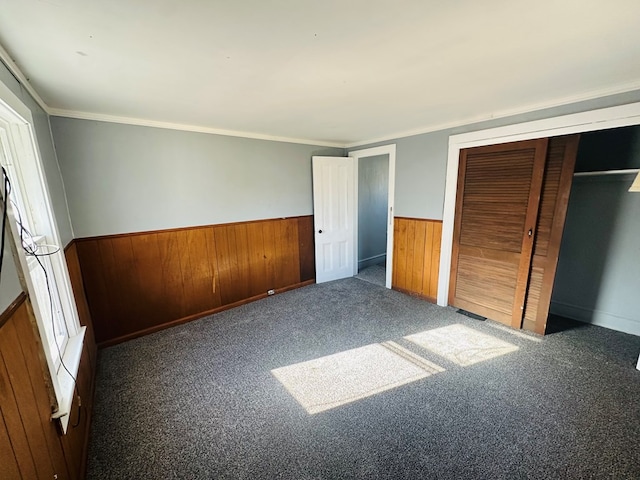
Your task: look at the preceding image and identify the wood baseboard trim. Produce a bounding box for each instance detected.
[392,286,436,304]
[0,292,27,330]
[97,279,316,348]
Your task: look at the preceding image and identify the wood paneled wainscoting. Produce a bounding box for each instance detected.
[0,283,96,479]
[392,217,442,302]
[74,216,316,347]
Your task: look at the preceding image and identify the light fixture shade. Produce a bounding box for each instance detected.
[630,172,640,192]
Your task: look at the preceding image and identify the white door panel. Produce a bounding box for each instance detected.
[312,156,356,283]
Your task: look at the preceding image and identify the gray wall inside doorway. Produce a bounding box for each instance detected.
[358,154,389,270]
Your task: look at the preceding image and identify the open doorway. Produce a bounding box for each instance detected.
[549,125,640,335]
[350,145,396,289]
[356,154,389,287]
[311,145,396,287]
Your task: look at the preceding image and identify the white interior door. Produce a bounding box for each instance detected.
[312,156,356,283]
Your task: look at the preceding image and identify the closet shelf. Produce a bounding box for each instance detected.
[573,168,639,177]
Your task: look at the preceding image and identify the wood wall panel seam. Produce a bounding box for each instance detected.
[76,216,316,346]
[0,274,93,480]
[429,222,442,299]
[421,222,433,297]
[392,217,441,302]
[0,320,56,478]
[0,408,21,479]
[11,305,69,479]
[0,333,39,479]
[96,279,316,348]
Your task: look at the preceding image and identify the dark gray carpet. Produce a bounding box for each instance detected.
[87,278,640,479]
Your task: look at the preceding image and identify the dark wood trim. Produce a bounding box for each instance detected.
[0,292,27,330]
[534,134,580,334]
[394,216,443,223]
[74,215,314,243]
[511,137,549,328]
[97,279,315,348]
[64,239,74,252]
[298,216,315,282]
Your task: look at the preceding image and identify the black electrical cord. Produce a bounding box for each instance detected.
[0,167,10,281]
[32,253,76,382]
[2,169,81,425]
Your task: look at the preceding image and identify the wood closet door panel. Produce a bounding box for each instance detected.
[449,139,548,327]
[522,135,579,334]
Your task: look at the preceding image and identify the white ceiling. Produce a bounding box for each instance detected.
[1,0,639,147]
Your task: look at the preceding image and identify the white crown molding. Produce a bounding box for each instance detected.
[345,80,640,148]
[47,108,346,148]
[3,37,640,150]
[0,43,51,115]
[1,40,345,148]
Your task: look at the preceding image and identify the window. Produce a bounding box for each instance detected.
[0,96,84,433]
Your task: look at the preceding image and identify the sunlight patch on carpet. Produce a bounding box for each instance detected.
[272,342,444,414]
[484,321,542,342]
[405,324,518,366]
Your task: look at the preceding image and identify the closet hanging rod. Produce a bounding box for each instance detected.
[573,168,640,177]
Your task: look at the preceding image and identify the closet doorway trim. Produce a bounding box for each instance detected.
[438,102,640,306]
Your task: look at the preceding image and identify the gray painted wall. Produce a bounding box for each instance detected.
[0,61,73,312]
[551,127,640,335]
[354,91,640,335]
[53,91,640,243]
[7,50,640,333]
[358,154,388,269]
[357,90,640,220]
[0,241,24,312]
[50,117,344,238]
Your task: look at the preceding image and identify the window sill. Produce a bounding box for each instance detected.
[52,326,86,434]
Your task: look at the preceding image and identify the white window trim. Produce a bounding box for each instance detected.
[438,102,640,307]
[0,81,84,433]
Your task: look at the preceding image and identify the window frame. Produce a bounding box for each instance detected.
[0,87,84,434]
